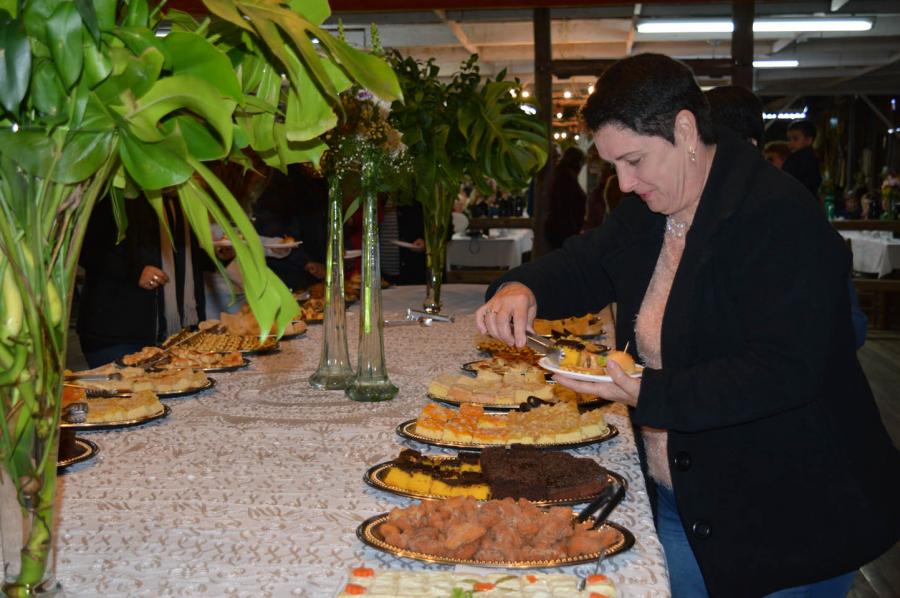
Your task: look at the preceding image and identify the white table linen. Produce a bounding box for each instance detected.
[839,230,900,277]
[447,229,534,269]
[56,284,669,597]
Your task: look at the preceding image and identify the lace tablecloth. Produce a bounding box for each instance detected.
[56,284,670,597]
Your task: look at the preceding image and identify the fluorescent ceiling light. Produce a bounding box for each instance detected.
[637,18,872,34]
[753,59,799,68]
[754,19,872,32]
[638,21,732,33]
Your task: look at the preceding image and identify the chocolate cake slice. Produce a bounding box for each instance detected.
[481,445,609,501]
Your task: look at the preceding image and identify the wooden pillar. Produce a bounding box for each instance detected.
[731,0,754,89]
[532,7,553,258]
[847,96,856,190]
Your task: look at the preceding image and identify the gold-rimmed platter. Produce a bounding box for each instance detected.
[65,377,216,399]
[61,404,172,431]
[57,437,99,470]
[395,419,618,452]
[356,513,635,569]
[363,458,627,507]
[427,392,608,413]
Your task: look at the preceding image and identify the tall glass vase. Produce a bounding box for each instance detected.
[422,188,452,314]
[0,422,61,597]
[345,186,398,402]
[309,189,354,390]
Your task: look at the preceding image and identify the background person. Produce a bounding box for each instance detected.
[544,146,587,249]
[763,141,791,170]
[477,53,898,598]
[783,119,823,200]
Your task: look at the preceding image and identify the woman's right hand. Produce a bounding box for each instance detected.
[138,266,169,290]
[475,282,537,348]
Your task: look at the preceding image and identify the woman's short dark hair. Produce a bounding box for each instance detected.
[581,53,716,146]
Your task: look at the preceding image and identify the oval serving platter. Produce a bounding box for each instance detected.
[61,404,172,431]
[426,392,608,413]
[356,513,635,569]
[57,437,99,470]
[395,419,618,452]
[363,458,628,507]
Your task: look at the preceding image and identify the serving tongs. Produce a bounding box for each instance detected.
[576,477,625,528]
[575,478,625,590]
[384,308,455,328]
[525,332,563,360]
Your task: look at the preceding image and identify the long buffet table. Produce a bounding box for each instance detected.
[56,284,670,597]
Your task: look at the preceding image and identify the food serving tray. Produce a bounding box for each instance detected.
[60,405,172,431]
[57,437,99,470]
[118,356,251,373]
[395,419,618,451]
[70,378,216,399]
[356,513,635,568]
[363,458,627,507]
[427,392,607,413]
[539,356,644,384]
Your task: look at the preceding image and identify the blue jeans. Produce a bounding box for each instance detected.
[655,484,856,597]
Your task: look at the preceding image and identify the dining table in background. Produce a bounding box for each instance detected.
[839,229,900,278]
[55,284,669,597]
[447,229,534,270]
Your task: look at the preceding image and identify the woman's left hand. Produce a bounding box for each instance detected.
[553,359,641,407]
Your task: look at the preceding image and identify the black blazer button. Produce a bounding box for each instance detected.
[691,520,712,539]
[673,451,692,471]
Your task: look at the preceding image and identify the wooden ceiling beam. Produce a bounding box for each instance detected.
[551,58,733,79]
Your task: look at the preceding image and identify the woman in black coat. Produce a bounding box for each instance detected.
[478,54,898,597]
[78,197,210,367]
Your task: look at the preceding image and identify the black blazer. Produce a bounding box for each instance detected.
[488,129,899,596]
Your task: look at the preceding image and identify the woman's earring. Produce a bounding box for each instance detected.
[689,146,697,163]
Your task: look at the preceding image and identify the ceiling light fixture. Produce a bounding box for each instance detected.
[637,18,872,34]
[753,59,799,68]
[588,85,595,94]
[556,112,563,119]
[521,90,530,98]
[563,90,572,99]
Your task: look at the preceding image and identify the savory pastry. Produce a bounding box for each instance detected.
[533,313,604,337]
[62,388,163,424]
[413,402,608,446]
[558,347,642,376]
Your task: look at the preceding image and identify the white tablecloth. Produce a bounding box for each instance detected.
[55,284,669,597]
[447,229,534,269]
[839,230,900,277]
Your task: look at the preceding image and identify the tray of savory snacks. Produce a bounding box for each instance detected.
[533,313,606,338]
[539,347,644,383]
[60,386,170,430]
[356,495,634,569]
[364,446,626,507]
[475,336,543,365]
[336,566,618,598]
[118,346,249,372]
[396,402,617,451]
[64,367,214,398]
[200,305,307,339]
[162,328,279,354]
[432,362,606,411]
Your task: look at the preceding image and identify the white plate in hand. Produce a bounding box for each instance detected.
[538,354,644,383]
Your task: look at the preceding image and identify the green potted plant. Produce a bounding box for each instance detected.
[387,53,547,312]
[0,0,400,593]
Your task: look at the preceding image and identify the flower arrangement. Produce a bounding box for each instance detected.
[0,0,400,593]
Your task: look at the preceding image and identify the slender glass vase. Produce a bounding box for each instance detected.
[345,186,398,402]
[309,190,354,390]
[0,430,62,597]
[422,190,452,315]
